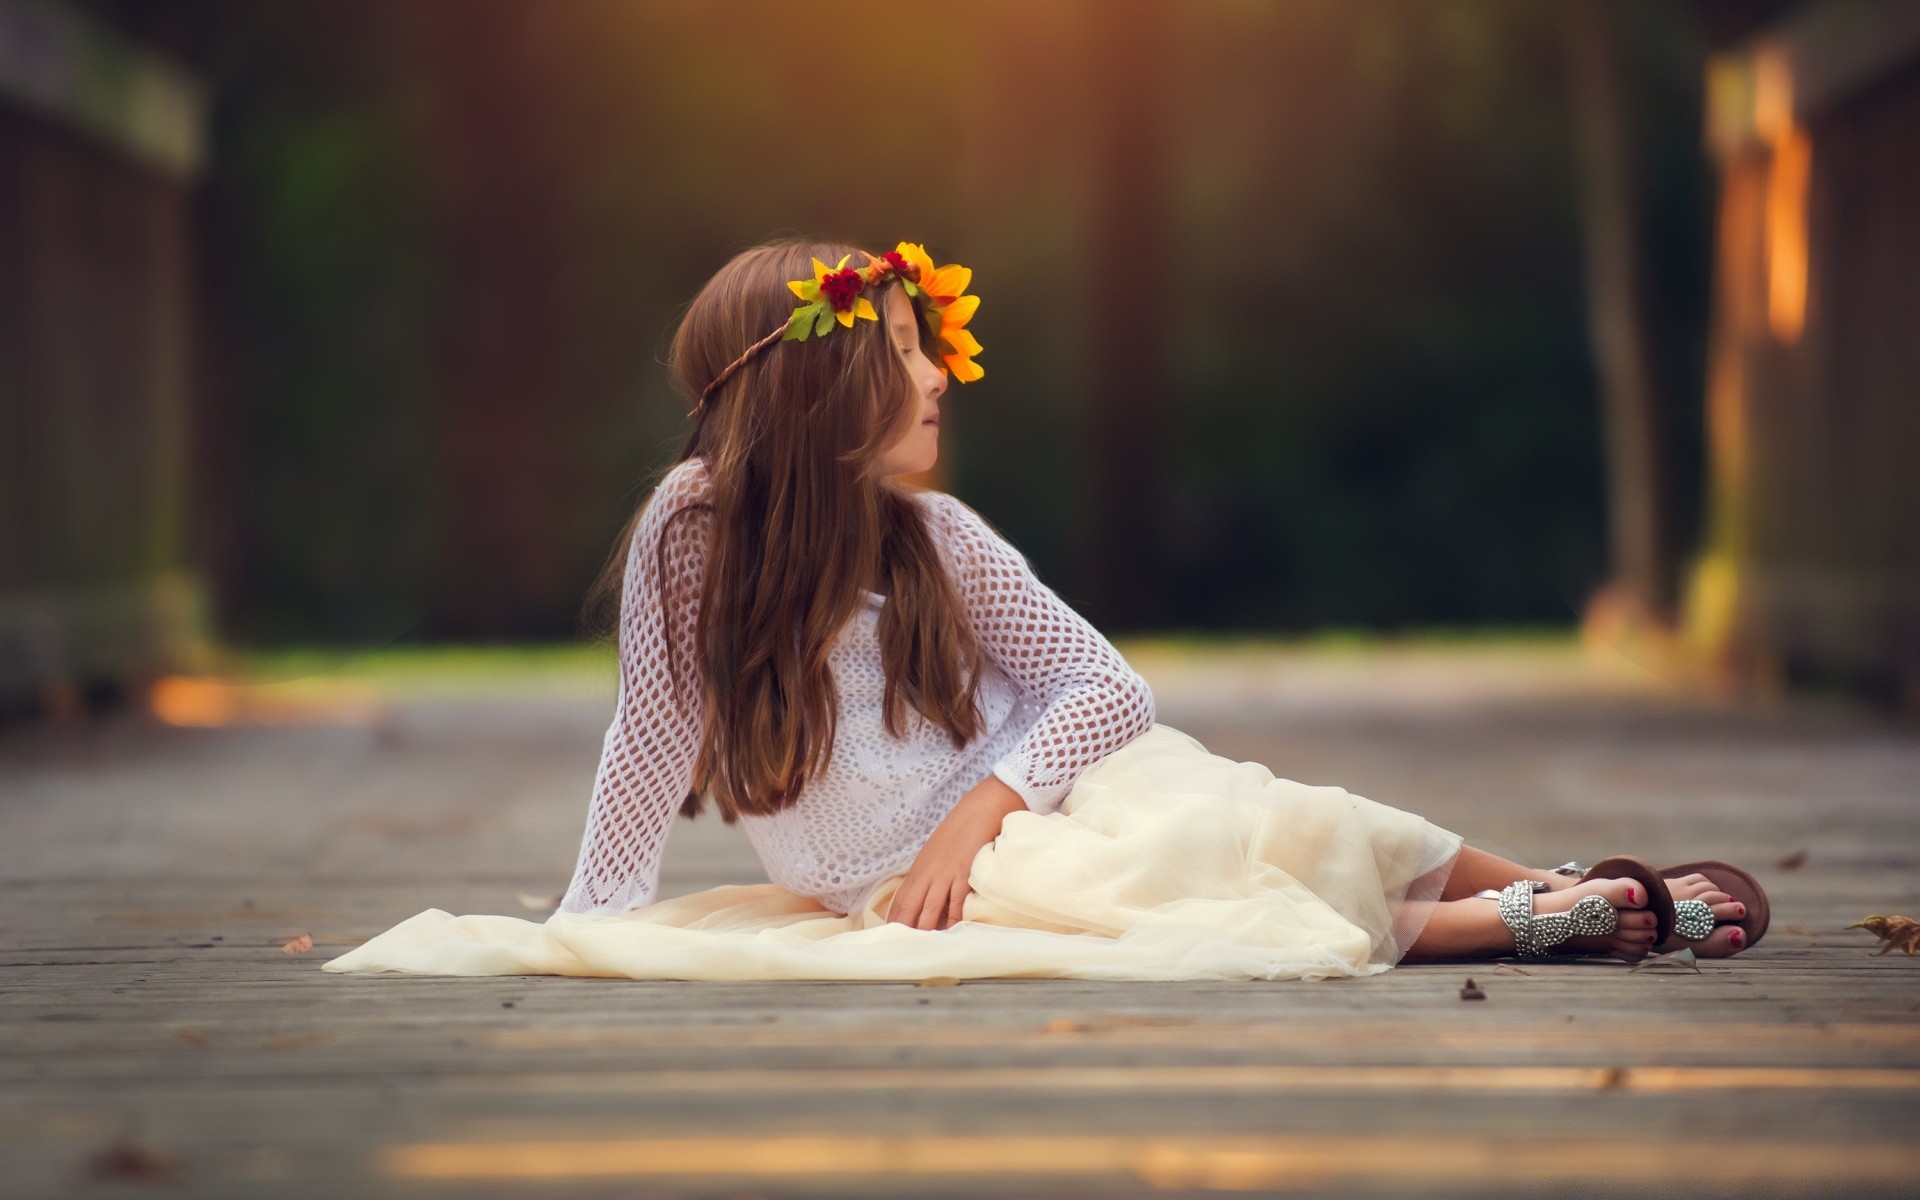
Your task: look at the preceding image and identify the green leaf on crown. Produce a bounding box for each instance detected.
[784,303,819,341]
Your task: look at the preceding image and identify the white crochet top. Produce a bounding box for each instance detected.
[557,456,1157,917]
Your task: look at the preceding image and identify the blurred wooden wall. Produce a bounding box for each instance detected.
[1683,1,1920,707]
[0,0,208,717]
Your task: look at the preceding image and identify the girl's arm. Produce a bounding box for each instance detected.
[928,492,1157,814]
[556,463,711,916]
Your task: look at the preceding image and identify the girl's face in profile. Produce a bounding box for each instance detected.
[876,284,948,478]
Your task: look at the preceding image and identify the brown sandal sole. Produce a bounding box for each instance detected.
[1578,855,1677,947]
[1659,859,1770,951]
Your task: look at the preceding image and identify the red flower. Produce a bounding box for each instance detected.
[881,249,916,281]
[820,266,865,312]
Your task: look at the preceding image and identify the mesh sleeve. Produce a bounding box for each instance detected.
[557,461,711,916]
[928,492,1157,814]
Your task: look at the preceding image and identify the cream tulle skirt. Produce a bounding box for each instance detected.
[322,724,1465,983]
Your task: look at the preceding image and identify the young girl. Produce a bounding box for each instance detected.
[324,238,1766,981]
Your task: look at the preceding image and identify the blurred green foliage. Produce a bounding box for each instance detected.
[234,624,1579,697]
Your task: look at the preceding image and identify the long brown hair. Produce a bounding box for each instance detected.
[582,238,991,822]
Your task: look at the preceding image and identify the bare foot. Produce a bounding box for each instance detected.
[1506,876,1659,961]
[1651,871,1746,957]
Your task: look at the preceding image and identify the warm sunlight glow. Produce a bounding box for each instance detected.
[149,676,240,726]
[1764,125,1810,341]
[1753,47,1810,343]
[1709,165,1761,493]
[376,1131,1920,1188]
[1750,47,1794,142]
[148,675,384,727]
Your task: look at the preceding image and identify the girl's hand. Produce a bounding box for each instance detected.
[886,776,1027,931]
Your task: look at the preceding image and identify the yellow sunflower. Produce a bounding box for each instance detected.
[893,241,983,381]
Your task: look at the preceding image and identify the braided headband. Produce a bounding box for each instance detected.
[690,242,982,417]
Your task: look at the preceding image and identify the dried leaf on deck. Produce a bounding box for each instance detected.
[1775,849,1808,870]
[280,933,313,955]
[1629,947,1700,973]
[87,1139,184,1183]
[1459,978,1486,1000]
[1847,915,1920,955]
[175,1027,209,1046]
[914,975,961,988]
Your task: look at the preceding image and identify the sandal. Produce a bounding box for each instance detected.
[1547,857,1764,952]
[1660,860,1770,952]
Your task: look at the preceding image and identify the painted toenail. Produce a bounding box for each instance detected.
[1732,929,1743,945]
[1736,904,1745,915]
[1628,887,1636,903]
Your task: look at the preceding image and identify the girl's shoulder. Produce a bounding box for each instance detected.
[904,486,969,534]
[656,455,713,501]
[905,487,1023,563]
[630,458,713,559]
[640,458,716,529]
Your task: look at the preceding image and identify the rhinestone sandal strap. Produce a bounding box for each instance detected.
[1566,893,1619,935]
[1495,880,1538,956]
[1672,897,1716,941]
[1496,880,1618,959]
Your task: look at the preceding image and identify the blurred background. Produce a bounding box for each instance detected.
[2,0,1915,717]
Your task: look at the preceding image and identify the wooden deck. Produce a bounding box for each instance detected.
[3,642,1918,1198]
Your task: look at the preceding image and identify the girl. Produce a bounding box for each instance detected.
[324,238,1766,981]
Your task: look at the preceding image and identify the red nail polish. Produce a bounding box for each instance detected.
[1732,929,1743,945]
[1628,887,1636,903]
[1737,904,1745,915]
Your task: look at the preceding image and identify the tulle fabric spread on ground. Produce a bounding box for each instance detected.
[322,724,1465,982]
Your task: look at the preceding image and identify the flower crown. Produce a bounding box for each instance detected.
[693,241,981,414]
